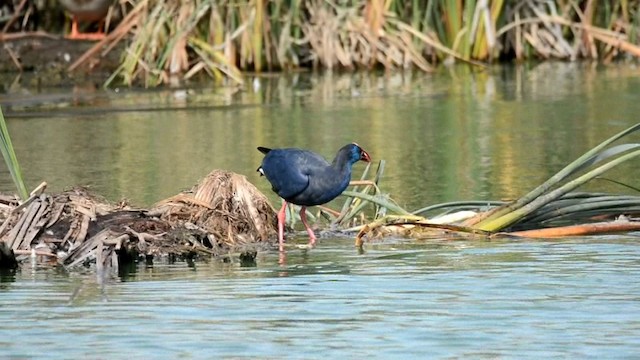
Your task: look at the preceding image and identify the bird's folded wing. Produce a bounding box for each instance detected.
[262,149,329,200]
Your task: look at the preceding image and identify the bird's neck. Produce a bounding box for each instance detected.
[331,151,355,176]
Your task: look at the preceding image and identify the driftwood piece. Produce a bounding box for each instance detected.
[46,202,66,228]
[22,195,51,249]
[8,196,45,250]
[64,229,114,268]
[0,217,12,240]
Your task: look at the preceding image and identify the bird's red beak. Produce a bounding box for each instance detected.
[360,149,371,163]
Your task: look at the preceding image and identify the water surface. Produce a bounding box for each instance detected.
[2,237,640,358]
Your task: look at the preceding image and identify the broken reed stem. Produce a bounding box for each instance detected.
[499,221,640,238]
[13,249,57,258]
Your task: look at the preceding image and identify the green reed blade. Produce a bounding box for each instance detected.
[474,123,640,227]
[0,106,28,200]
[477,147,640,231]
[341,190,412,216]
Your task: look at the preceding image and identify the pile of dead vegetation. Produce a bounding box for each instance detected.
[0,169,277,273]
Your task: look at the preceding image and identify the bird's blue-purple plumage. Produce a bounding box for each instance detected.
[258,144,365,206]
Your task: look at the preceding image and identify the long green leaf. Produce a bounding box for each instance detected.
[572,143,640,175]
[335,161,373,223]
[525,194,639,215]
[0,106,28,200]
[525,198,640,225]
[341,190,412,216]
[478,147,640,231]
[474,123,640,227]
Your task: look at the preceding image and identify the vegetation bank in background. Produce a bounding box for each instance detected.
[3,1,640,86]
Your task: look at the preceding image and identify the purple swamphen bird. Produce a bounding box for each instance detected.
[257,143,371,251]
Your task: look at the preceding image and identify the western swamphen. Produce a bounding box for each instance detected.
[257,143,371,251]
[59,0,113,40]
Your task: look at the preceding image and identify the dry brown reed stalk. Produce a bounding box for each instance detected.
[68,0,148,72]
[71,0,246,86]
[499,0,640,61]
[497,220,640,238]
[355,215,492,247]
[1,0,28,34]
[303,0,437,71]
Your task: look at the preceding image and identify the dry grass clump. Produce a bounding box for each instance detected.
[151,169,277,249]
[58,0,640,86]
[301,0,435,71]
[0,170,278,272]
[500,1,640,61]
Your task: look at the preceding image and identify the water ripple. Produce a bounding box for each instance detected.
[1,238,639,359]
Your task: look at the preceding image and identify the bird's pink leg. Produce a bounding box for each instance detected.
[69,17,81,39]
[300,207,317,247]
[277,201,287,252]
[66,16,107,41]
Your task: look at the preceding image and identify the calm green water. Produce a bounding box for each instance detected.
[1,63,640,358]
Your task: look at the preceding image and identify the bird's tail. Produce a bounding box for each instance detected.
[257,146,272,154]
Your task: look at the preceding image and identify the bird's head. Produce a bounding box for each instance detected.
[347,142,371,164]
